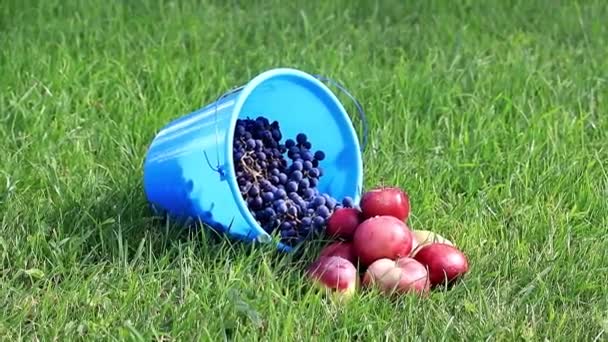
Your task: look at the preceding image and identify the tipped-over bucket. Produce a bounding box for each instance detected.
[143,68,366,251]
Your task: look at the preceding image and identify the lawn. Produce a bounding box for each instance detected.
[1,0,607,340]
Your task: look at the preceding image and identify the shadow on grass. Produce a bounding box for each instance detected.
[48,175,324,274]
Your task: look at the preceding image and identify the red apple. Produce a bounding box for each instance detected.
[319,242,358,265]
[362,257,429,295]
[360,187,410,221]
[307,256,358,298]
[326,208,362,240]
[352,215,413,266]
[413,243,469,287]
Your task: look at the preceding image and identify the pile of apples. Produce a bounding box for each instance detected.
[306,186,469,299]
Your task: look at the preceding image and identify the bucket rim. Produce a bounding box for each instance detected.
[224,67,364,250]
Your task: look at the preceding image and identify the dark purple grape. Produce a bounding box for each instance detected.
[300,217,312,227]
[302,151,313,161]
[276,202,288,214]
[290,170,303,182]
[248,185,259,197]
[342,196,354,208]
[296,133,307,144]
[309,178,318,187]
[303,188,315,199]
[252,196,263,209]
[278,173,288,184]
[256,152,266,160]
[312,160,319,167]
[299,178,310,190]
[256,116,269,126]
[307,208,315,215]
[265,207,276,217]
[246,139,255,149]
[312,216,325,227]
[303,161,313,171]
[244,132,252,140]
[287,146,299,157]
[300,226,312,237]
[314,151,325,161]
[270,175,280,184]
[291,161,303,171]
[281,229,296,238]
[262,192,274,202]
[275,188,287,199]
[254,211,266,220]
[285,139,295,148]
[286,181,298,193]
[272,129,282,141]
[236,125,245,135]
[308,168,320,178]
[262,183,273,192]
[311,196,326,207]
[280,221,293,230]
[271,168,280,176]
[292,152,301,160]
[287,206,297,216]
[234,151,244,160]
[260,208,273,219]
[297,199,308,212]
[316,205,330,218]
[303,141,312,149]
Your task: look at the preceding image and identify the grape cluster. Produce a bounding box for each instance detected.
[233,116,354,246]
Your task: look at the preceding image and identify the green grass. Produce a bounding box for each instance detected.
[2,0,608,340]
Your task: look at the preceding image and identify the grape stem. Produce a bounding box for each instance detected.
[239,152,263,182]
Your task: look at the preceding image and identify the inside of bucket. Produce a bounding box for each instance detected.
[234,73,362,202]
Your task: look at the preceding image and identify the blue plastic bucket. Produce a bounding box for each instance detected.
[143,68,366,251]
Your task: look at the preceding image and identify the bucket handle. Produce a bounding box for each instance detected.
[206,85,246,177]
[313,75,369,152]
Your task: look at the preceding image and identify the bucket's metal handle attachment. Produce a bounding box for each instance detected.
[205,85,246,177]
[313,75,369,151]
